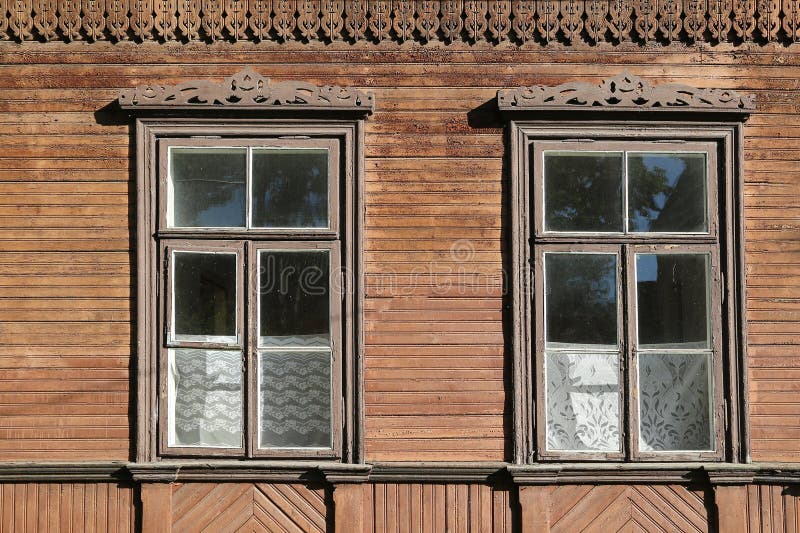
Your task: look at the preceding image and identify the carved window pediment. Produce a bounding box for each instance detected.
[118,67,374,113]
[497,72,756,113]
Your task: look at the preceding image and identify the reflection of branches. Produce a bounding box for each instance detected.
[545,154,622,231]
[628,156,671,224]
[629,155,706,232]
[172,151,246,227]
[546,254,616,345]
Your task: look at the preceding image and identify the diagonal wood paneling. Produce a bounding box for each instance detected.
[171,482,327,533]
[0,482,135,533]
[363,483,513,532]
[550,484,709,533]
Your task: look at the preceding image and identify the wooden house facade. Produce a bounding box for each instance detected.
[0,2,800,531]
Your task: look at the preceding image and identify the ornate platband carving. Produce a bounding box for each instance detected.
[118,67,375,113]
[3,1,800,44]
[498,72,756,113]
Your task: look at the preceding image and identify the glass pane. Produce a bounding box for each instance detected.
[169,147,246,227]
[173,252,237,343]
[546,352,620,452]
[543,151,623,232]
[636,253,710,349]
[259,351,332,448]
[628,152,708,233]
[169,348,242,448]
[639,352,712,451]
[545,253,618,348]
[252,148,329,228]
[258,251,331,348]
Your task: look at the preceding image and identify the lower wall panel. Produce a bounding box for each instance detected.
[171,482,328,533]
[745,485,800,533]
[0,482,136,533]
[0,481,797,532]
[363,483,513,532]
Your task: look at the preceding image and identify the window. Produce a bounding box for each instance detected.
[498,73,753,463]
[120,70,373,463]
[533,141,722,461]
[160,139,342,457]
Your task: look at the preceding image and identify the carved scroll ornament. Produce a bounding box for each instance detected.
[118,67,375,113]
[497,72,756,113]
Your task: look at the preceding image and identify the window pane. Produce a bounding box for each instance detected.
[639,352,712,451]
[259,351,332,448]
[628,153,708,233]
[546,352,620,452]
[258,251,331,348]
[169,147,246,227]
[252,148,329,228]
[545,253,618,348]
[543,151,623,232]
[173,252,237,343]
[636,253,710,349]
[169,348,242,448]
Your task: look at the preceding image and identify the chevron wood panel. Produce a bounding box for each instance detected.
[0,482,135,533]
[171,482,327,533]
[744,484,800,532]
[549,484,710,533]
[363,483,513,532]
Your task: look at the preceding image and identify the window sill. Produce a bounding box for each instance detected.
[127,460,372,483]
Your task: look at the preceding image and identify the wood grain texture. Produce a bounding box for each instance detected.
[549,484,710,533]
[0,482,135,532]
[742,484,800,532]
[0,43,797,461]
[363,483,513,532]
[171,482,327,533]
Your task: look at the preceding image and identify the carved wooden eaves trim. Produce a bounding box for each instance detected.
[118,68,374,114]
[498,72,756,114]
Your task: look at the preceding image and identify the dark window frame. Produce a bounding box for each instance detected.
[132,118,366,464]
[507,121,749,464]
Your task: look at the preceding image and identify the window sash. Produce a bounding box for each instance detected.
[532,140,719,241]
[159,239,342,458]
[248,241,342,459]
[158,137,340,238]
[534,243,724,461]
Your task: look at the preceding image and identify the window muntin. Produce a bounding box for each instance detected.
[533,139,724,461]
[158,137,343,459]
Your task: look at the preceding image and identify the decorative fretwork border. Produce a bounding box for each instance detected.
[1,0,799,45]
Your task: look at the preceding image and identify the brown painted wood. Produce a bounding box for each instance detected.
[333,483,364,532]
[519,485,551,533]
[141,483,171,533]
[0,482,135,532]
[716,485,749,533]
[0,41,797,467]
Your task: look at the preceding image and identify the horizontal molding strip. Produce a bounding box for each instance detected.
[1,0,799,45]
[0,461,799,485]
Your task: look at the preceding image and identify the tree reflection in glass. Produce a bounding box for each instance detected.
[543,152,623,233]
[628,153,707,233]
[545,253,618,348]
[170,148,247,228]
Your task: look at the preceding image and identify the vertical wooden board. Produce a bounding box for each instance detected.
[13,484,26,532]
[748,485,761,533]
[362,484,374,533]
[24,483,37,533]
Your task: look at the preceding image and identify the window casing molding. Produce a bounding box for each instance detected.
[505,119,750,465]
[121,68,371,465]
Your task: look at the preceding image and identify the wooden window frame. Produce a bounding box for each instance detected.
[508,122,749,464]
[133,119,365,465]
